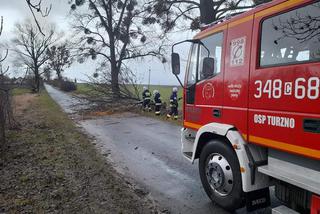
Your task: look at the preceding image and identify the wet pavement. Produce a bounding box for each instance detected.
[45,84,274,214]
[44,84,91,114]
[80,114,228,214]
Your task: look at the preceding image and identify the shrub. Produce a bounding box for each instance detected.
[60,80,77,92]
[49,79,77,92]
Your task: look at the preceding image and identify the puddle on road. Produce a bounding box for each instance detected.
[144,123,158,126]
[103,122,120,126]
[123,131,131,134]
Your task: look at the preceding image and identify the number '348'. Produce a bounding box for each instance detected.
[254,77,320,100]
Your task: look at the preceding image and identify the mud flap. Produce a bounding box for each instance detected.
[311,195,320,214]
[246,188,270,212]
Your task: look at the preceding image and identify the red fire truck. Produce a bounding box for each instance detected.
[171,0,320,213]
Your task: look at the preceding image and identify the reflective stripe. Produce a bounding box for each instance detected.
[249,135,320,160]
[144,98,151,100]
[184,121,202,130]
[155,103,162,106]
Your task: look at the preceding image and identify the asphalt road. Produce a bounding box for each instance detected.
[45,84,274,214]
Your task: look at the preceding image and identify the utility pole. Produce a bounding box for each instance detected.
[148,67,151,89]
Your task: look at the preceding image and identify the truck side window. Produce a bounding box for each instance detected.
[187,44,198,86]
[198,32,223,81]
[260,1,320,67]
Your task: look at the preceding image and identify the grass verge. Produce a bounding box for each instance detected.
[0,91,156,213]
[11,87,32,96]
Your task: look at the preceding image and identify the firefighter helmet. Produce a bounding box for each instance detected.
[153,90,158,95]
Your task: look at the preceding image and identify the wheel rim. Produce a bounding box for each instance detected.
[205,153,234,196]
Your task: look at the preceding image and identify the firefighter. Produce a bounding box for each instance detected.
[153,90,162,115]
[167,87,179,120]
[142,86,151,111]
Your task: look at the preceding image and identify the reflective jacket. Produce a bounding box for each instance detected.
[142,89,151,100]
[154,92,162,105]
[170,92,178,107]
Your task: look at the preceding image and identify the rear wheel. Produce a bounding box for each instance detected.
[199,139,244,211]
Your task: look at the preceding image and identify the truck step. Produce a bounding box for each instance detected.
[181,128,196,162]
[258,156,320,195]
[182,152,193,159]
[272,205,299,214]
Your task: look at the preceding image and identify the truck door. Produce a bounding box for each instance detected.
[223,15,254,138]
[249,1,320,160]
[194,32,225,124]
[184,43,201,126]
[184,31,226,126]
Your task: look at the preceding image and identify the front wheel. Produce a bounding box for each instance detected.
[199,139,244,211]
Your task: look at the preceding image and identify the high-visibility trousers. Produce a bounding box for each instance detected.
[155,103,161,115]
[143,98,151,109]
[167,105,178,119]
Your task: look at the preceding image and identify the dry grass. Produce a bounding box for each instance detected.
[0,90,157,213]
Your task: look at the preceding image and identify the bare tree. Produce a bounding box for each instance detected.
[0,17,8,63]
[25,0,52,35]
[12,20,58,92]
[146,0,271,31]
[0,16,7,147]
[70,0,167,99]
[0,17,11,148]
[43,66,51,81]
[274,3,320,43]
[46,42,72,80]
[87,63,142,102]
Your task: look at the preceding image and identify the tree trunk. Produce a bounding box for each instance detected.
[34,67,40,93]
[106,0,120,99]
[108,34,120,97]
[0,75,5,146]
[57,70,62,81]
[5,92,14,129]
[200,0,215,24]
[0,91,6,147]
[111,67,120,98]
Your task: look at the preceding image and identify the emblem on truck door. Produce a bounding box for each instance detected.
[230,36,246,67]
[228,83,242,100]
[202,82,215,100]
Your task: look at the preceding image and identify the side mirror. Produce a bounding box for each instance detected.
[202,57,215,79]
[171,53,180,75]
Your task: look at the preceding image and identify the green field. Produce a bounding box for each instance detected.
[75,83,183,110]
[11,87,32,96]
[144,85,183,109]
[75,83,90,94]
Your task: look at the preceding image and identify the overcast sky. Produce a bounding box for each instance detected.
[0,0,194,85]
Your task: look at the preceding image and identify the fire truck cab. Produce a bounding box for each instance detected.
[171,0,320,212]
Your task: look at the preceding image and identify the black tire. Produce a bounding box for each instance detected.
[199,139,244,211]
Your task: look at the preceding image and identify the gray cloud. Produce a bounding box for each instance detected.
[0,0,188,85]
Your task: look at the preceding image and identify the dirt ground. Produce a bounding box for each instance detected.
[0,92,159,213]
